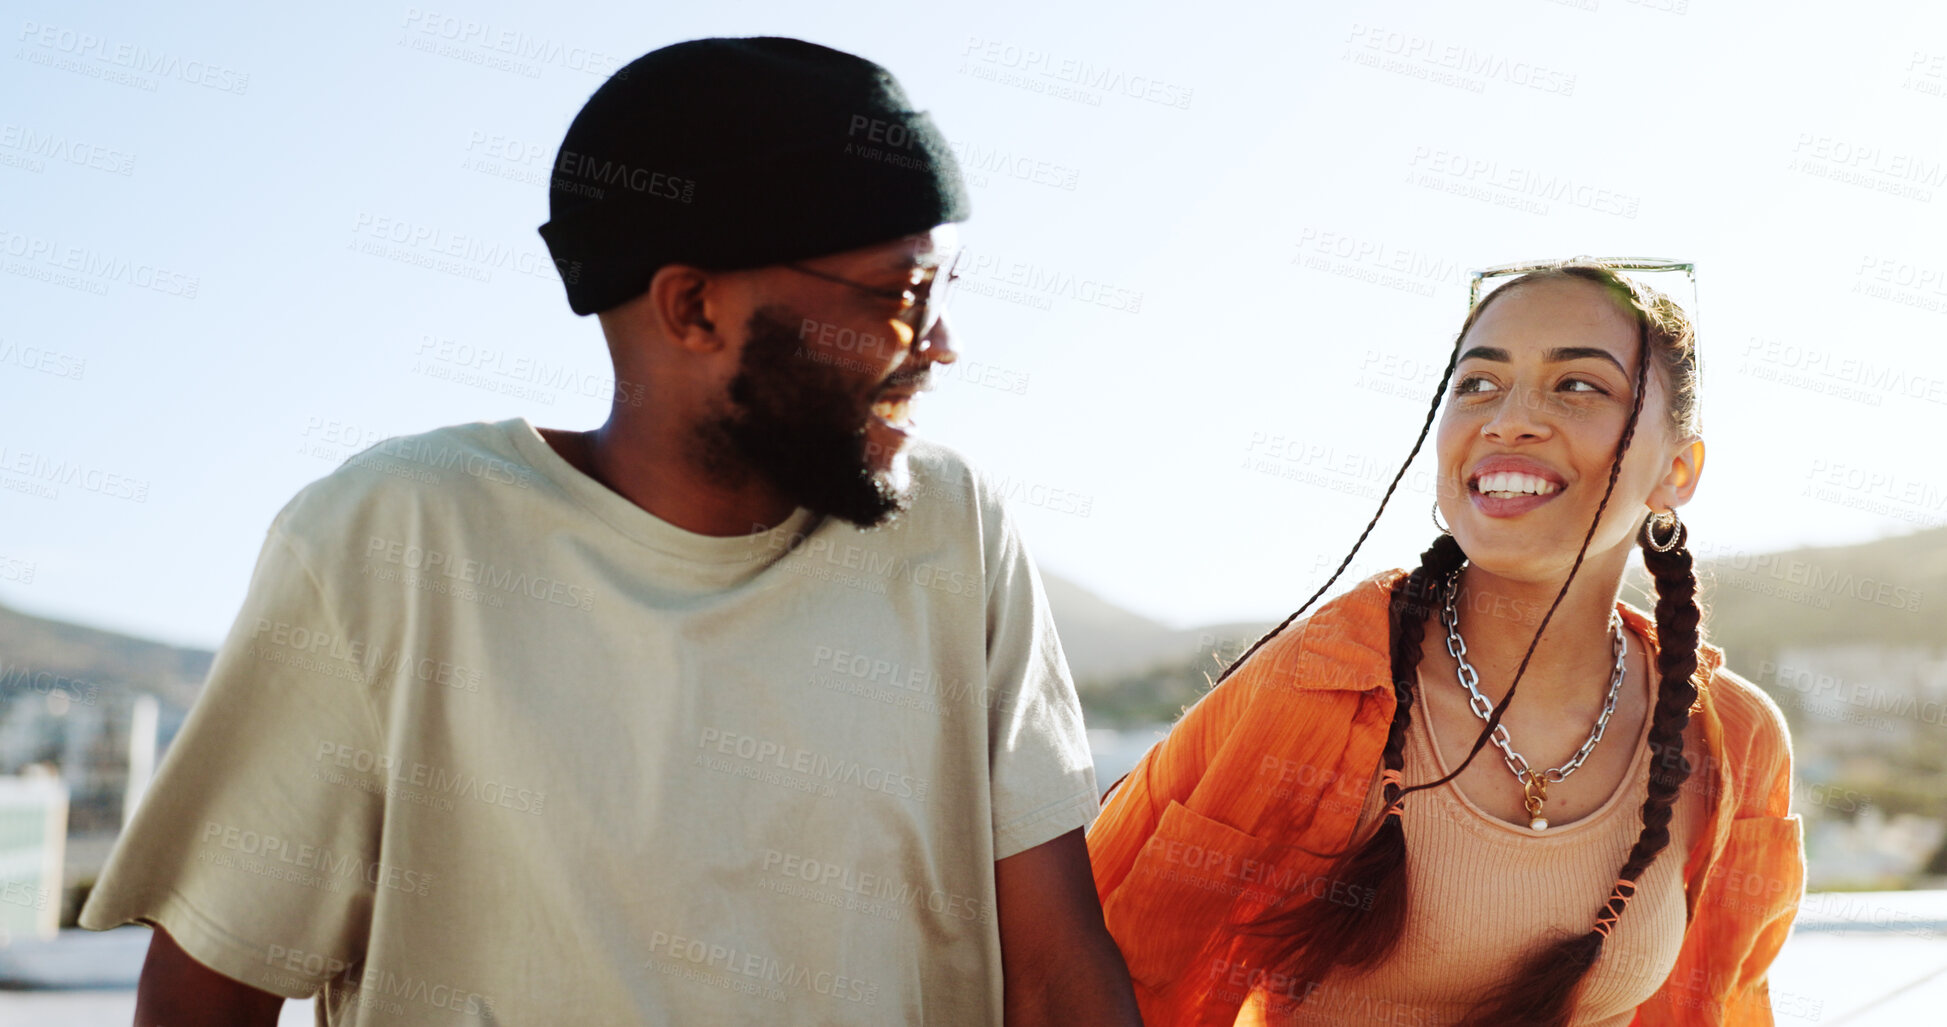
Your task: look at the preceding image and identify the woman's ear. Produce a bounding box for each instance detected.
[1648,437,1705,512]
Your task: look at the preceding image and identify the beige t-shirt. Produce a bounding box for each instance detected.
[80,417,1100,1025]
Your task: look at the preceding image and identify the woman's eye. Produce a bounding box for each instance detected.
[1454,375,1499,395]
[1561,378,1606,394]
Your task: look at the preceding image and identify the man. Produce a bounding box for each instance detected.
[81,36,1140,1025]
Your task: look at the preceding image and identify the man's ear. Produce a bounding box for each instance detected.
[1649,437,1705,512]
[647,264,726,352]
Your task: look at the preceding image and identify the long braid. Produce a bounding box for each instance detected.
[1453,517,1702,1025]
[1246,532,1465,1015]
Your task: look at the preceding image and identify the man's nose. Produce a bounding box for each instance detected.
[915,312,957,364]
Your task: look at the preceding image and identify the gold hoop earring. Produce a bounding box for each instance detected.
[1432,500,1451,535]
[1641,509,1682,552]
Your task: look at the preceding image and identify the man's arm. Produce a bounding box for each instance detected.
[133,924,285,1027]
[995,827,1142,1027]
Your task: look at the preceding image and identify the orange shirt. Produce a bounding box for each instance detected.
[1087,570,1804,1027]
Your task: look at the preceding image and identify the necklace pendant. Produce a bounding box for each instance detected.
[1521,776,1549,833]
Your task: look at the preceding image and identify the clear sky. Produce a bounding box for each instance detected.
[4,0,1945,650]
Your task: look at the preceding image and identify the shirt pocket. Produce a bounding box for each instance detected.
[1100,799,1277,992]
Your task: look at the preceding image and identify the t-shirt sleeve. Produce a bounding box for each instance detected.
[77,523,386,999]
[980,500,1100,861]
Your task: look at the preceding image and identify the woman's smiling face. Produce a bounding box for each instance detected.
[1435,275,1703,583]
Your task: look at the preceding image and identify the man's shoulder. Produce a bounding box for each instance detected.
[902,438,1093,523]
[903,438,979,510]
[274,418,541,546]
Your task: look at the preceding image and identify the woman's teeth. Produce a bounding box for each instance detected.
[1474,472,1561,497]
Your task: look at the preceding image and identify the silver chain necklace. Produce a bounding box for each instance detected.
[1439,566,1627,832]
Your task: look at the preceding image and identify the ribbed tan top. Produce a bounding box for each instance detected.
[1295,629,1706,1027]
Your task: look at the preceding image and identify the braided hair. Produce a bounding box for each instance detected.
[1227,261,1704,1024]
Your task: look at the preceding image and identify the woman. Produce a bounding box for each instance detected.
[1087,260,1804,1026]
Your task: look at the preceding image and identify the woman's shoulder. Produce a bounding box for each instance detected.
[1222,568,1409,698]
[1698,658,1796,817]
[1701,660,1789,734]
[1159,569,1409,763]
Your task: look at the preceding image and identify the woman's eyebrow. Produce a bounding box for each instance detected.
[1457,344,1626,374]
[1546,346,1628,373]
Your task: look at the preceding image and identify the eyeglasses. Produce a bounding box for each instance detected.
[782,248,964,342]
[1468,256,1702,420]
[1468,256,1694,308]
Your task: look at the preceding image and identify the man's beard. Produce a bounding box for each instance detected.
[695,305,915,529]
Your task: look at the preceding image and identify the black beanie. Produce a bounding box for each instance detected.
[536,36,971,317]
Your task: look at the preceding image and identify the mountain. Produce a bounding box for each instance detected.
[1684,525,1947,657]
[2,522,1940,744]
[0,603,210,714]
[1037,573,1266,684]
[1046,523,1947,726]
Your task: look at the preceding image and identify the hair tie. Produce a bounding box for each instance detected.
[1379,768,1406,818]
[1591,879,1639,938]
